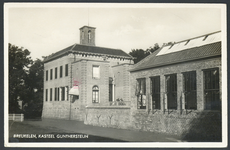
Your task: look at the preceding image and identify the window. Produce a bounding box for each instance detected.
[88,30,91,43]
[65,64,68,76]
[54,88,57,101]
[204,68,220,110]
[93,65,100,79]
[136,78,146,109]
[46,70,48,81]
[57,88,59,101]
[61,87,65,101]
[55,67,57,79]
[50,88,52,101]
[66,86,69,101]
[60,66,63,78]
[45,89,48,101]
[109,77,113,102]
[92,85,99,103]
[151,76,160,109]
[82,31,84,39]
[166,74,177,109]
[183,71,197,109]
[50,69,53,80]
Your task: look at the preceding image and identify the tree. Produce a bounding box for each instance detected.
[9,43,32,113]
[129,43,160,64]
[129,49,146,64]
[23,59,44,118]
[146,43,160,54]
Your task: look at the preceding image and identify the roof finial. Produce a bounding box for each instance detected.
[88,8,89,26]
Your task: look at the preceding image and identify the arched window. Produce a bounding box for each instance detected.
[88,30,91,43]
[82,31,84,39]
[92,85,99,103]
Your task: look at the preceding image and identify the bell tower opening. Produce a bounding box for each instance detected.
[79,26,96,46]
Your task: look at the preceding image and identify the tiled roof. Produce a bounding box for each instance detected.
[130,41,221,72]
[44,44,133,63]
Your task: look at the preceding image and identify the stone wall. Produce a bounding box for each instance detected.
[84,107,131,129]
[42,101,70,119]
[130,57,222,138]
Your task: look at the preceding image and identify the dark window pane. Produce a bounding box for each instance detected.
[204,69,220,110]
[60,66,63,78]
[61,87,65,101]
[45,89,48,101]
[151,76,160,109]
[183,71,197,110]
[50,69,53,80]
[50,88,52,101]
[55,67,57,79]
[166,74,177,109]
[46,70,48,81]
[65,64,68,76]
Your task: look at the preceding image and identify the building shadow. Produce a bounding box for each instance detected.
[181,110,222,142]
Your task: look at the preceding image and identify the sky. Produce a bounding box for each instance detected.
[5,3,224,60]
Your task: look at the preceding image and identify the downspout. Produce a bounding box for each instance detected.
[113,76,115,102]
[69,44,76,120]
[69,53,76,120]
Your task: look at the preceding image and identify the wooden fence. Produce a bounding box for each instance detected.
[9,114,24,122]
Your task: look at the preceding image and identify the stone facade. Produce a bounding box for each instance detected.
[42,55,72,119]
[42,25,134,121]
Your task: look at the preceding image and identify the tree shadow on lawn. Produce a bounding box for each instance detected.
[9,121,126,142]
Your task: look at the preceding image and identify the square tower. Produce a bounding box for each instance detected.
[79,26,96,46]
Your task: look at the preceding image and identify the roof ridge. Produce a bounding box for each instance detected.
[174,30,221,45]
[74,43,124,51]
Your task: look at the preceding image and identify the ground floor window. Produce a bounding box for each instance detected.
[54,87,60,101]
[165,74,177,109]
[45,89,48,101]
[183,71,197,109]
[92,85,99,103]
[61,87,65,101]
[50,88,52,101]
[136,78,146,109]
[203,68,220,110]
[109,77,113,102]
[150,76,160,109]
[66,86,69,101]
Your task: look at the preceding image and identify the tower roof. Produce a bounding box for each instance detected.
[79,26,96,30]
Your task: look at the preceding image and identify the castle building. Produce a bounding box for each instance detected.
[42,26,222,140]
[42,26,134,121]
